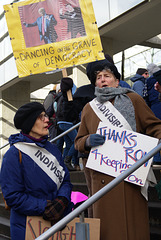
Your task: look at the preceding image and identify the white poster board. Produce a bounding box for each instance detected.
[86,122,158,187]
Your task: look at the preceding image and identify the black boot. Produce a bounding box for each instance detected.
[64,156,76,171]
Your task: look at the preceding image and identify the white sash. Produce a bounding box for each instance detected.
[90,98,132,131]
[89,98,156,200]
[14,142,65,190]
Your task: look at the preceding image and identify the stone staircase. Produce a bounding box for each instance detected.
[0,168,161,239]
[0,189,10,240]
[70,170,88,196]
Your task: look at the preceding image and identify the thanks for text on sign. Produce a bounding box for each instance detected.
[86,122,158,186]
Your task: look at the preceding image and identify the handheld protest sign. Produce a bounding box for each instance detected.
[25,216,100,240]
[62,68,73,101]
[4,0,104,78]
[87,122,158,187]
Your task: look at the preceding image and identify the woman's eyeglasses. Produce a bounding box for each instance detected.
[38,113,49,121]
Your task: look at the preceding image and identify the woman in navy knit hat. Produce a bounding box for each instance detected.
[0,102,73,240]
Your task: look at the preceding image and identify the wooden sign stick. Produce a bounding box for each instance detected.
[62,68,73,101]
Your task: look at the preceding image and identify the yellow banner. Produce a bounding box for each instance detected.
[4,0,104,77]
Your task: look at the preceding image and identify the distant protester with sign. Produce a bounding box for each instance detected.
[74,60,161,240]
[0,102,73,240]
[23,7,58,44]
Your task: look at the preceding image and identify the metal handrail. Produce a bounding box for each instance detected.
[50,122,81,143]
[0,142,9,150]
[35,143,161,240]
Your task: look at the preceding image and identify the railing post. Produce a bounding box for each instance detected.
[76,212,90,240]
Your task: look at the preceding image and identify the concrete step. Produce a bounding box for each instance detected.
[148,186,161,203]
[70,170,87,184]
[0,216,10,239]
[0,235,11,240]
[148,167,161,237]
[72,182,89,196]
[70,170,89,196]
[150,227,161,240]
[149,201,161,230]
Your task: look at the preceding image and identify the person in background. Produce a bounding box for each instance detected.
[119,79,131,89]
[131,68,149,97]
[0,102,73,240]
[53,84,65,153]
[74,60,161,240]
[146,63,161,164]
[43,85,58,142]
[146,63,161,119]
[58,78,80,171]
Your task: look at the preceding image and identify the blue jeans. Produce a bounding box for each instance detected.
[58,122,79,165]
[153,152,161,164]
[55,126,64,154]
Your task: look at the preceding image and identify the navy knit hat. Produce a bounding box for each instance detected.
[86,59,121,85]
[14,102,45,134]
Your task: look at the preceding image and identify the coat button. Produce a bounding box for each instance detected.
[101,179,105,184]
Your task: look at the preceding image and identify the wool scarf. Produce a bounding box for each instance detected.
[95,86,136,131]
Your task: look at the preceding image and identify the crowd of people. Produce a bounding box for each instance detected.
[1,55,161,240]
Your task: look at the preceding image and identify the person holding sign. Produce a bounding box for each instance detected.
[0,102,73,240]
[74,60,161,240]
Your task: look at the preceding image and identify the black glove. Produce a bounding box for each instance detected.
[61,77,73,92]
[85,134,105,150]
[43,197,68,224]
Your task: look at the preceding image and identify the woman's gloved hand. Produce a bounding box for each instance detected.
[85,134,105,150]
[43,197,69,224]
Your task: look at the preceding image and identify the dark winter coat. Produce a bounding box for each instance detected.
[146,75,161,120]
[75,92,161,240]
[131,73,146,97]
[0,133,72,240]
